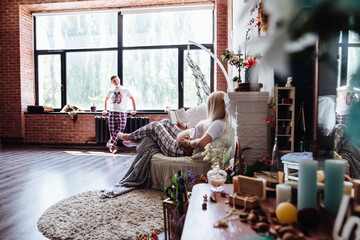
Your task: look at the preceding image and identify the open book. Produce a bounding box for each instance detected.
[168,108,188,124]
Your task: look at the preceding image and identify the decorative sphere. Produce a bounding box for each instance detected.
[276,202,298,224]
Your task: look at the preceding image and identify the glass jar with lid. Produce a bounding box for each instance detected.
[207,162,227,192]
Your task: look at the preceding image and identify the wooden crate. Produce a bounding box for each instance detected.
[163,198,189,240]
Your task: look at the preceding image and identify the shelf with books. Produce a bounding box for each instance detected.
[275,87,295,154]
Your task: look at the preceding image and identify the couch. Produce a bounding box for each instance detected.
[150,104,230,190]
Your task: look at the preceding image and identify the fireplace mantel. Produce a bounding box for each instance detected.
[226,91,270,165]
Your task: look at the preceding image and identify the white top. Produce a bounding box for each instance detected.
[318,95,336,136]
[189,119,226,140]
[336,86,360,115]
[106,87,132,112]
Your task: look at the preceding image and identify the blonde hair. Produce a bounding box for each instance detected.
[204,91,229,132]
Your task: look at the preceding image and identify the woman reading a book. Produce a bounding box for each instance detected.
[118,91,228,157]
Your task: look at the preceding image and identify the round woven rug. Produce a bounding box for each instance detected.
[37,189,165,240]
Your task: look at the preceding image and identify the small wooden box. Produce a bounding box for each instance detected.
[229,175,264,209]
[229,194,260,209]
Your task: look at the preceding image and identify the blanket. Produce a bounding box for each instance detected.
[100,137,161,198]
[61,105,84,122]
[335,124,360,179]
[339,142,360,179]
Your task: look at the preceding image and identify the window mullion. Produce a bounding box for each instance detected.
[34,16,39,106]
[61,52,66,107]
[178,48,184,109]
[210,46,215,92]
[118,13,123,84]
[340,32,349,86]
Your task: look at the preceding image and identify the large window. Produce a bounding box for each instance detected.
[338,30,360,87]
[34,6,214,112]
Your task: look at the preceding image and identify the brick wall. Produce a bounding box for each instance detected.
[23,113,168,144]
[215,0,229,92]
[0,0,229,145]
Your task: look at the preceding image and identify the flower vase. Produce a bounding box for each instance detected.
[233,81,239,90]
[245,68,258,83]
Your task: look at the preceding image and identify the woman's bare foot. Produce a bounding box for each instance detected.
[109,148,114,153]
[112,149,118,154]
[123,134,131,141]
[117,132,131,141]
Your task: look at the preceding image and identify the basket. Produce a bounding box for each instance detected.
[163,198,189,240]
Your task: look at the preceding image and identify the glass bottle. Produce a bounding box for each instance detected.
[271,137,278,180]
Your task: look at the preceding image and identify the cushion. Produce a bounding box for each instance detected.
[185,104,207,127]
[281,152,313,163]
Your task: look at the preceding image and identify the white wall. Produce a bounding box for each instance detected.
[232,0,274,96]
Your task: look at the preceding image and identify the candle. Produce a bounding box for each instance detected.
[276,184,292,206]
[324,160,345,216]
[344,181,353,195]
[353,180,360,203]
[297,159,318,210]
[233,176,239,193]
[258,178,267,200]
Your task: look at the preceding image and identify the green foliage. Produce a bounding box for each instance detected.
[165,170,195,217]
[243,156,272,177]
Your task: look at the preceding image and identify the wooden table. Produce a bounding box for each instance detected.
[181,183,333,240]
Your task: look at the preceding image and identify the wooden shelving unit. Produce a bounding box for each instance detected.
[274,87,295,154]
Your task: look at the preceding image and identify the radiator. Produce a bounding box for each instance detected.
[94,116,149,144]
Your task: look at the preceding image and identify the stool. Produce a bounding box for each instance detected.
[282,161,300,181]
[281,152,313,181]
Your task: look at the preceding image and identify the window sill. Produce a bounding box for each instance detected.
[25,111,168,115]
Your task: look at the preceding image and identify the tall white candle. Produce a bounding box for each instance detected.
[297,159,318,210]
[276,184,292,206]
[324,160,345,216]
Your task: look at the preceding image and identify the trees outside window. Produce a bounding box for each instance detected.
[35,7,214,111]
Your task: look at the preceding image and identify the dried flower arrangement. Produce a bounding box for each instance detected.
[202,142,232,170]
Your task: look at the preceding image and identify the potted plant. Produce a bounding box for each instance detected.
[164,170,195,240]
[88,96,100,112]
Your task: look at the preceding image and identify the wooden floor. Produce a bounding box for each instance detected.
[0,145,137,240]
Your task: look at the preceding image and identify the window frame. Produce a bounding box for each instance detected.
[34,8,215,113]
[338,31,360,87]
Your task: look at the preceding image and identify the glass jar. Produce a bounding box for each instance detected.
[207,162,227,192]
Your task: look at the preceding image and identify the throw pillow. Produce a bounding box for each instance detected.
[280,152,313,163]
[185,104,207,127]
